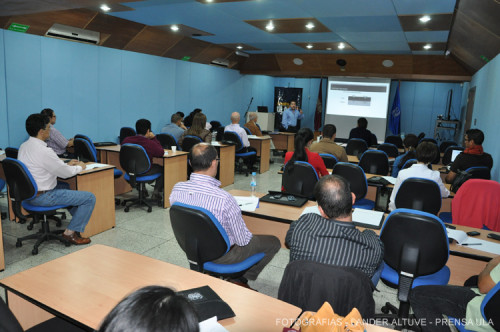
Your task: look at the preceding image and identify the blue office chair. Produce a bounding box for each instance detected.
[1,158,71,255]
[282,161,319,200]
[120,144,162,213]
[223,131,257,176]
[442,145,464,165]
[332,162,375,210]
[359,150,389,175]
[384,135,403,149]
[402,158,418,170]
[465,166,491,180]
[119,126,136,144]
[377,143,399,158]
[181,135,202,153]
[156,133,179,150]
[439,140,458,153]
[5,147,19,159]
[170,202,265,278]
[319,153,338,169]
[378,209,450,328]
[243,126,252,135]
[346,138,368,157]
[394,177,442,215]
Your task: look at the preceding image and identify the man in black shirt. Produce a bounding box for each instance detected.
[445,129,493,183]
[349,117,377,146]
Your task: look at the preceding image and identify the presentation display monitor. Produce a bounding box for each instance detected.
[324,77,391,142]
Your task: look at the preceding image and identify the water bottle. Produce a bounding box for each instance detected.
[250,172,257,197]
[212,132,216,143]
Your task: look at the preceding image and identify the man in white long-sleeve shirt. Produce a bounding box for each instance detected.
[18,114,95,245]
[224,112,257,169]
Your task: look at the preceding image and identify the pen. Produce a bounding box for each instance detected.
[462,243,482,246]
[238,203,253,207]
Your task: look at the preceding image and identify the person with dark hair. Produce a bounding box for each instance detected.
[391,133,419,177]
[170,143,280,287]
[161,113,186,141]
[18,114,94,245]
[40,108,74,157]
[281,101,304,133]
[184,108,202,128]
[178,113,212,146]
[349,117,377,146]
[122,119,165,200]
[445,128,493,184]
[284,128,328,177]
[389,141,449,211]
[285,175,384,282]
[98,286,200,332]
[309,124,348,162]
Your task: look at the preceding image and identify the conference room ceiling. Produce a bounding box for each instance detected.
[0,0,498,79]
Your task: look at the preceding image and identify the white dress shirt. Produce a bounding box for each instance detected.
[224,123,249,147]
[18,137,82,191]
[389,163,450,211]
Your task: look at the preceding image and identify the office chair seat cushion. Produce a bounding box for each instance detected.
[22,201,70,213]
[235,151,257,157]
[113,169,123,178]
[124,172,161,182]
[439,212,452,224]
[353,198,375,210]
[203,252,265,274]
[381,262,450,288]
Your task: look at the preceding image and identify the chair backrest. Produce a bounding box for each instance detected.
[419,137,438,145]
[402,158,417,170]
[119,127,136,144]
[169,202,230,271]
[5,147,19,159]
[1,158,37,202]
[385,135,403,148]
[222,131,244,152]
[358,150,389,175]
[156,133,178,150]
[0,297,23,332]
[442,146,464,165]
[332,162,368,201]
[465,166,491,180]
[282,161,319,199]
[243,126,252,135]
[181,135,203,152]
[377,143,399,158]
[346,138,368,156]
[119,144,152,187]
[482,281,500,329]
[395,177,442,215]
[319,153,338,169]
[439,140,457,153]
[381,208,449,279]
[278,260,375,318]
[74,138,98,162]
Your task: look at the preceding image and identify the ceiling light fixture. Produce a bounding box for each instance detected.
[236,45,243,50]
[305,22,315,30]
[338,43,345,50]
[171,25,179,31]
[423,44,432,50]
[326,47,332,50]
[266,21,274,31]
[100,4,111,11]
[419,15,431,23]
[206,0,213,2]
[306,44,313,49]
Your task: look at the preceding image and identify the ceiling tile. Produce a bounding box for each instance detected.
[399,13,453,32]
[319,16,402,33]
[409,42,447,51]
[392,0,456,15]
[337,31,407,43]
[244,18,331,34]
[350,41,411,52]
[405,31,449,42]
[294,41,355,51]
[291,0,397,17]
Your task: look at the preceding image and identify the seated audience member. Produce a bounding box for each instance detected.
[281,101,304,133]
[309,124,348,162]
[161,113,186,141]
[244,113,263,136]
[284,128,329,178]
[122,119,164,200]
[18,114,94,245]
[170,143,280,285]
[184,108,202,128]
[389,141,449,211]
[391,134,419,177]
[225,112,257,167]
[410,256,500,332]
[175,111,188,130]
[286,175,384,283]
[178,113,212,146]
[349,117,377,146]
[445,129,493,184]
[98,285,200,332]
[40,108,74,157]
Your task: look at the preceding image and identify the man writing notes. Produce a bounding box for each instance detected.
[18,114,95,245]
[281,101,304,133]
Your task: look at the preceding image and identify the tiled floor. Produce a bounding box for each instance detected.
[0,158,398,314]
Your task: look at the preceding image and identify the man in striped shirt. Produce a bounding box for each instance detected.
[170,143,280,284]
[285,175,384,283]
[41,108,74,157]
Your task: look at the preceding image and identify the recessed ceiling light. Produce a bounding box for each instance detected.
[306,44,313,49]
[423,44,432,50]
[171,25,179,31]
[293,58,303,65]
[206,0,213,2]
[236,45,243,50]
[338,43,345,50]
[326,47,332,50]
[266,21,274,31]
[305,22,315,30]
[419,15,431,23]
[382,59,394,67]
[100,4,111,11]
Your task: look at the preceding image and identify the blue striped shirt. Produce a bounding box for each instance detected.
[169,173,252,246]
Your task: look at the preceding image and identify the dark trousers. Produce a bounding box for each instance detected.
[410,285,478,332]
[280,125,298,133]
[240,146,257,170]
[142,164,164,193]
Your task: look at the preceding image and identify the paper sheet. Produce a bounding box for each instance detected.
[211,141,222,146]
[382,176,397,185]
[199,316,228,332]
[234,196,259,212]
[84,163,109,170]
[459,238,500,256]
[352,209,384,228]
[247,135,258,139]
[300,205,321,217]
[447,229,468,244]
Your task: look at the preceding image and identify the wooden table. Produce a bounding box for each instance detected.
[0,245,302,331]
[249,136,271,173]
[231,189,499,286]
[212,142,235,187]
[269,132,294,152]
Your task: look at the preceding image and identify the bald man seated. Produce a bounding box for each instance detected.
[224,112,257,170]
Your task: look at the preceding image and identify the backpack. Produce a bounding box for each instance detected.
[450,170,472,193]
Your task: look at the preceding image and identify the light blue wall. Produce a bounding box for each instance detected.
[469,54,500,181]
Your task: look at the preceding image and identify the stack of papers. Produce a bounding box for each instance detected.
[234,196,259,211]
[85,163,110,170]
[247,135,258,139]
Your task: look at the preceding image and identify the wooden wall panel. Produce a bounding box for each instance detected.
[163,37,211,60]
[191,44,234,64]
[85,13,145,49]
[124,26,180,56]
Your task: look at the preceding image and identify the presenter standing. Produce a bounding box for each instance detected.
[281,101,303,133]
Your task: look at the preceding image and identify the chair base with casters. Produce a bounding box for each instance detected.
[122,173,162,213]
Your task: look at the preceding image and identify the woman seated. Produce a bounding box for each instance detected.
[284,128,329,178]
[389,141,449,211]
[391,133,419,177]
[178,113,212,147]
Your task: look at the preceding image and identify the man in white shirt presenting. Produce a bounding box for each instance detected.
[18,114,95,245]
[224,112,257,170]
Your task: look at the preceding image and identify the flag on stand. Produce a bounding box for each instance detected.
[314,79,323,131]
[389,82,401,135]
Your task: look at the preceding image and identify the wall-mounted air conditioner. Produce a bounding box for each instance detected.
[46,23,100,45]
